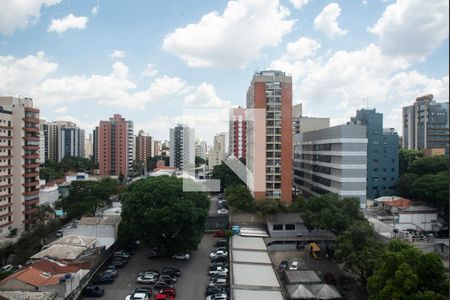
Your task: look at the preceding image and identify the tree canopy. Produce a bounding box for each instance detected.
[224,184,255,212]
[119,176,209,255]
[368,240,448,300]
[335,221,383,291]
[301,194,364,235]
[399,148,423,176]
[210,160,245,191]
[56,178,121,219]
[147,155,170,171]
[40,156,95,182]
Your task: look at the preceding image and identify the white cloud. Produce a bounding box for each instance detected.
[162,0,295,67]
[109,50,126,58]
[0,51,57,95]
[53,106,68,114]
[289,0,312,10]
[142,64,158,77]
[314,3,348,37]
[48,14,88,34]
[54,115,97,132]
[368,0,449,62]
[282,37,321,61]
[91,4,99,16]
[0,0,62,35]
[184,83,231,108]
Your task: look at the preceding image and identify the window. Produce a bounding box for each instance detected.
[273,224,283,231]
[285,224,295,231]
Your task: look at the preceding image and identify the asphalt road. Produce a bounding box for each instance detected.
[82,234,217,300]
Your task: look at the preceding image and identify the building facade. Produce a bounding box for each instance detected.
[246,70,292,203]
[195,139,207,160]
[229,107,246,159]
[98,114,134,177]
[293,125,368,207]
[169,124,194,171]
[57,122,85,161]
[135,130,152,166]
[84,133,93,159]
[39,119,47,164]
[209,133,226,169]
[153,140,161,157]
[0,97,40,236]
[92,127,98,165]
[349,109,399,199]
[403,94,449,154]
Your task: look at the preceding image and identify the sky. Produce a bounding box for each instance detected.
[0,0,448,145]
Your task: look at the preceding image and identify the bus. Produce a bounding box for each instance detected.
[309,242,321,260]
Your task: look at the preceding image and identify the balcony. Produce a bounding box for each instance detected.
[23,163,39,168]
[0,212,12,218]
[23,207,38,216]
[0,203,12,209]
[0,174,12,179]
[0,193,12,199]
[0,221,13,228]
[24,145,39,151]
[22,154,39,159]
[23,180,40,187]
[0,126,13,130]
[23,172,39,178]
[23,190,39,196]
[23,127,39,132]
[23,136,39,141]
[0,184,12,189]
[0,136,13,139]
[25,107,39,113]
[23,198,39,206]
[22,117,39,124]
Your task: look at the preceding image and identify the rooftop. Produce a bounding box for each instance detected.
[0,291,57,300]
[266,213,302,224]
[48,235,96,248]
[79,216,120,225]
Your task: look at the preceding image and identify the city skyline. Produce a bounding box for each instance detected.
[0,0,448,144]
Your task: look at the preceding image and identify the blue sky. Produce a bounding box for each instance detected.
[0,0,448,144]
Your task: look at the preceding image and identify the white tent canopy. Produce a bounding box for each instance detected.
[309,284,342,299]
[286,284,316,299]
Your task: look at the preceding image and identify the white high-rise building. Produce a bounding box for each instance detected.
[170,125,195,172]
[208,133,226,169]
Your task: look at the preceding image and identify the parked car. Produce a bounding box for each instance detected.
[210,256,229,263]
[213,246,228,252]
[210,273,228,281]
[100,269,117,278]
[110,260,125,268]
[205,286,229,296]
[155,294,174,300]
[154,280,174,290]
[213,230,226,238]
[93,273,114,285]
[161,267,181,277]
[324,272,336,285]
[231,225,240,234]
[210,261,229,269]
[156,287,176,297]
[159,275,176,284]
[139,269,160,276]
[210,250,228,259]
[172,253,190,260]
[56,230,63,238]
[125,291,150,300]
[82,285,104,297]
[113,254,129,262]
[209,277,228,286]
[132,287,152,297]
[278,260,288,270]
[289,261,300,271]
[106,265,118,273]
[339,275,352,290]
[208,266,228,275]
[0,265,13,273]
[206,293,228,300]
[114,251,131,258]
[136,273,159,284]
[217,208,228,214]
[214,240,228,247]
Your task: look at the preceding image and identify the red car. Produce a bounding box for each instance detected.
[155,287,176,298]
[213,230,226,238]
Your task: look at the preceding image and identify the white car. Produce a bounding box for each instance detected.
[210,250,228,259]
[125,292,149,300]
[136,273,158,284]
[217,208,228,214]
[209,277,228,286]
[0,265,13,273]
[206,293,228,300]
[289,261,300,270]
[208,266,228,275]
[172,253,190,260]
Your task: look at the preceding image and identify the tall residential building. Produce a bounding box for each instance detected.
[84,133,93,159]
[229,107,246,159]
[135,130,153,165]
[92,127,99,165]
[153,140,161,157]
[195,139,207,160]
[47,122,59,161]
[39,119,48,164]
[403,94,449,154]
[293,125,368,208]
[57,122,85,161]
[0,97,40,236]
[246,70,292,203]
[349,109,399,199]
[169,124,194,171]
[209,133,226,169]
[98,114,134,177]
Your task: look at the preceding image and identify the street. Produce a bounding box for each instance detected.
[82,234,217,300]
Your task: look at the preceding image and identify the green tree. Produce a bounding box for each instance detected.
[56,178,120,219]
[224,184,255,212]
[130,160,145,178]
[397,173,418,199]
[195,156,206,167]
[368,240,448,300]
[407,155,448,176]
[210,160,245,191]
[399,148,423,176]
[119,176,209,255]
[302,194,364,235]
[335,221,383,292]
[254,198,280,216]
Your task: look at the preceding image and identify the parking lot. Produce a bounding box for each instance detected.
[82,234,217,300]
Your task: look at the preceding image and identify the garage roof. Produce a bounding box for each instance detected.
[232,235,267,250]
[233,289,284,300]
[232,263,279,287]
